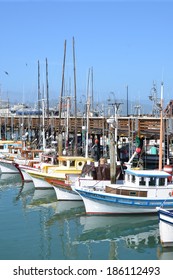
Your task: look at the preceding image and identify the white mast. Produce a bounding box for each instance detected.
[159,82,164,170]
[42,99,46,151]
[85,96,90,158]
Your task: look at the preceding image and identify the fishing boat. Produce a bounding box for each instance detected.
[157,207,173,247]
[73,82,173,214]
[23,156,94,190]
[0,140,22,173]
[0,140,22,156]
[0,148,43,174]
[46,159,123,200]
[0,148,57,177]
[73,168,173,214]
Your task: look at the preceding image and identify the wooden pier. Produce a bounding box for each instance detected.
[0,115,171,140]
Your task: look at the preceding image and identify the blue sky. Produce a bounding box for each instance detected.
[0,0,173,114]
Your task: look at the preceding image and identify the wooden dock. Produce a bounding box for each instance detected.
[0,115,171,140]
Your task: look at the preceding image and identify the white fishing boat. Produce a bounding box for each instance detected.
[73,168,173,214]
[0,140,22,156]
[74,82,173,214]
[0,140,22,173]
[157,207,173,247]
[0,148,43,174]
[0,149,57,182]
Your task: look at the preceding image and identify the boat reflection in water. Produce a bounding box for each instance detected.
[0,173,22,187]
[0,174,165,260]
[55,201,85,215]
[31,188,57,203]
[19,182,57,207]
[77,215,160,256]
[157,247,173,260]
[46,200,160,260]
[20,181,35,193]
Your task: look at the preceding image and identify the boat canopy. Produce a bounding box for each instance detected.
[125,169,170,178]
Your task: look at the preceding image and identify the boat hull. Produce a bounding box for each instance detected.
[158,208,173,247]
[75,188,173,215]
[51,178,111,201]
[0,160,19,174]
[31,176,53,189]
[53,186,82,201]
[20,169,33,183]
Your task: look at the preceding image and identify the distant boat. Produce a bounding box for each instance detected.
[0,140,22,156]
[157,207,173,247]
[0,148,56,177]
[0,140,22,173]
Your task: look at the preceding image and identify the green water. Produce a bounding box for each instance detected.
[0,173,173,260]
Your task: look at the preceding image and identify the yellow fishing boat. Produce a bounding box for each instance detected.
[22,156,94,189]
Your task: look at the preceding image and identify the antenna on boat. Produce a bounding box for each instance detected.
[159,82,164,171]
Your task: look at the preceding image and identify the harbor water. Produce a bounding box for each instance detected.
[0,173,173,260]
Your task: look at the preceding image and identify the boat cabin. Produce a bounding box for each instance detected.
[124,169,170,187]
[0,140,22,154]
[41,156,94,173]
[105,169,172,197]
[57,156,94,170]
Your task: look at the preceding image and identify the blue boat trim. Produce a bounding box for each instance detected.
[159,217,173,226]
[77,189,173,208]
[158,209,173,225]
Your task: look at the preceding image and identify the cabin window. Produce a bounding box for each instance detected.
[158,178,165,186]
[149,177,156,186]
[132,175,135,183]
[70,160,75,167]
[126,174,131,182]
[130,191,137,196]
[139,177,145,185]
[78,162,83,166]
[63,161,67,166]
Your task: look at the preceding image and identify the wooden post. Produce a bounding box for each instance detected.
[110,128,116,184]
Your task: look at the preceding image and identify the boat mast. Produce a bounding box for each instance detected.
[159,82,164,170]
[46,57,49,118]
[58,40,66,156]
[38,60,41,148]
[73,37,78,156]
[85,68,90,158]
[42,99,46,151]
[91,67,94,112]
